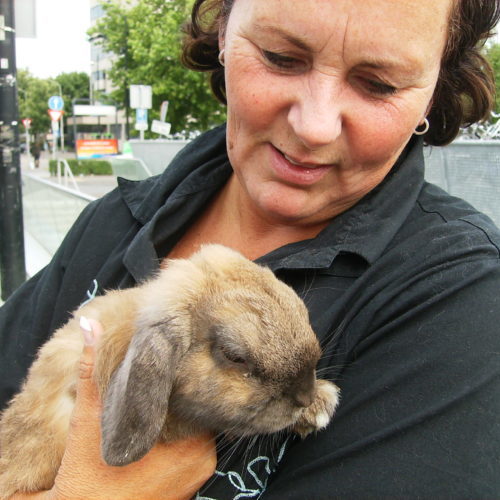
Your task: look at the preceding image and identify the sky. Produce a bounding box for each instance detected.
[15,0,91,78]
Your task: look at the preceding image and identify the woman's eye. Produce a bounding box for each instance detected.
[363,79,398,97]
[262,50,304,71]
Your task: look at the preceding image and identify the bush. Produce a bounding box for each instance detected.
[49,159,112,176]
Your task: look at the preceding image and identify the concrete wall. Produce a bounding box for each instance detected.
[128,139,189,176]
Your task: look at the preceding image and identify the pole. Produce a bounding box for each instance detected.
[55,82,65,152]
[51,120,57,160]
[72,97,78,158]
[25,124,31,168]
[60,110,65,152]
[52,80,65,152]
[0,0,26,300]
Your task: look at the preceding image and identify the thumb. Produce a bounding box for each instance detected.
[72,316,104,426]
[50,319,107,497]
[57,317,104,465]
[78,316,103,380]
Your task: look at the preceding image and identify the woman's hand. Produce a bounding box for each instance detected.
[12,318,216,500]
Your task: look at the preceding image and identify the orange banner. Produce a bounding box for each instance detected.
[76,139,118,159]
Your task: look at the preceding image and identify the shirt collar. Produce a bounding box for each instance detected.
[118,126,425,277]
[118,124,229,225]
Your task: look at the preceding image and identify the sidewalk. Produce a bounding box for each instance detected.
[20,152,120,278]
[21,151,119,199]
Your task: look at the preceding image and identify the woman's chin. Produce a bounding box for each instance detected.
[251,188,332,227]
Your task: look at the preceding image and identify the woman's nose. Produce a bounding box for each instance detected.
[287,73,343,150]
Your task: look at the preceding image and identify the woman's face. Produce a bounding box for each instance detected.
[221,0,451,228]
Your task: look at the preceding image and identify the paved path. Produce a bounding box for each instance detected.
[0,154,122,298]
[18,153,120,278]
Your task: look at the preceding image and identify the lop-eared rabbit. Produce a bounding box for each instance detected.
[0,245,339,497]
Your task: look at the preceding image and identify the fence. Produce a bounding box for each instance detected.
[424,140,500,226]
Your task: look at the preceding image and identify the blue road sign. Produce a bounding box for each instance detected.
[135,108,148,131]
[48,95,64,111]
[136,108,148,123]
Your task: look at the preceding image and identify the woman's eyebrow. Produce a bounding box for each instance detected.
[253,24,313,51]
[355,58,425,79]
[252,24,425,79]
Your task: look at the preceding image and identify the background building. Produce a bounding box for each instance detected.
[74,0,129,144]
[89,0,115,99]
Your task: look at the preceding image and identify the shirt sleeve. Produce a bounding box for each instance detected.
[263,250,500,498]
[0,198,106,411]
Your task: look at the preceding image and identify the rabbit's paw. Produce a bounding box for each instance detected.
[292,380,339,438]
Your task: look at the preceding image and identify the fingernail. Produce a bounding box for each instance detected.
[80,316,94,345]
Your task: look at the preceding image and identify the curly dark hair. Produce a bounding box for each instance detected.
[181,0,500,146]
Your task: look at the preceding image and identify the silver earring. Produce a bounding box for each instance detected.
[218,49,225,67]
[414,118,430,135]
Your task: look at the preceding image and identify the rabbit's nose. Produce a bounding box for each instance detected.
[286,370,316,408]
[292,389,315,408]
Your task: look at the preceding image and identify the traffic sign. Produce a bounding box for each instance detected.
[22,118,32,129]
[151,120,171,137]
[130,85,152,109]
[48,109,63,121]
[160,101,169,122]
[51,121,60,136]
[48,95,64,111]
[134,108,148,131]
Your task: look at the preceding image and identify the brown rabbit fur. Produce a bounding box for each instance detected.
[0,244,339,498]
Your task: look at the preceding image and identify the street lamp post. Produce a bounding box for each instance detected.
[0,0,27,299]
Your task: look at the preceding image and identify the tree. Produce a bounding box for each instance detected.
[17,69,52,137]
[88,0,226,135]
[485,43,500,114]
[54,72,90,111]
[17,70,90,142]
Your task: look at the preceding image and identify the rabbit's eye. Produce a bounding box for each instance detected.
[220,346,246,365]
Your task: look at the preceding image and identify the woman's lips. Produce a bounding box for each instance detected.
[283,153,320,168]
[269,145,333,186]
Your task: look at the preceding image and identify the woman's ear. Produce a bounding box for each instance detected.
[218,18,226,53]
[100,321,189,466]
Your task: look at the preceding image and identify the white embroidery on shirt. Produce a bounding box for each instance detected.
[80,279,99,307]
[196,437,290,500]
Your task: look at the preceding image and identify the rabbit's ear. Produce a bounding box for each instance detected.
[101,321,186,466]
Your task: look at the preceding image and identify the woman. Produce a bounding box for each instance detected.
[2,0,500,497]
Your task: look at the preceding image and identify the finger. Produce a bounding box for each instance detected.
[71,317,104,430]
[77,316,103,393]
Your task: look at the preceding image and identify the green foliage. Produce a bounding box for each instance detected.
[48,159,112,176]
[54,72,90,110]
[17,70,90,137]
[88,0,226,134]
[17,70,52,136]
[485,44,500,114]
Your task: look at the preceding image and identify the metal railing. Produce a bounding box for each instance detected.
[55,158,81,192]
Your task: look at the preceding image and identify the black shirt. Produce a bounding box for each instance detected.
[1,125,499,498]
